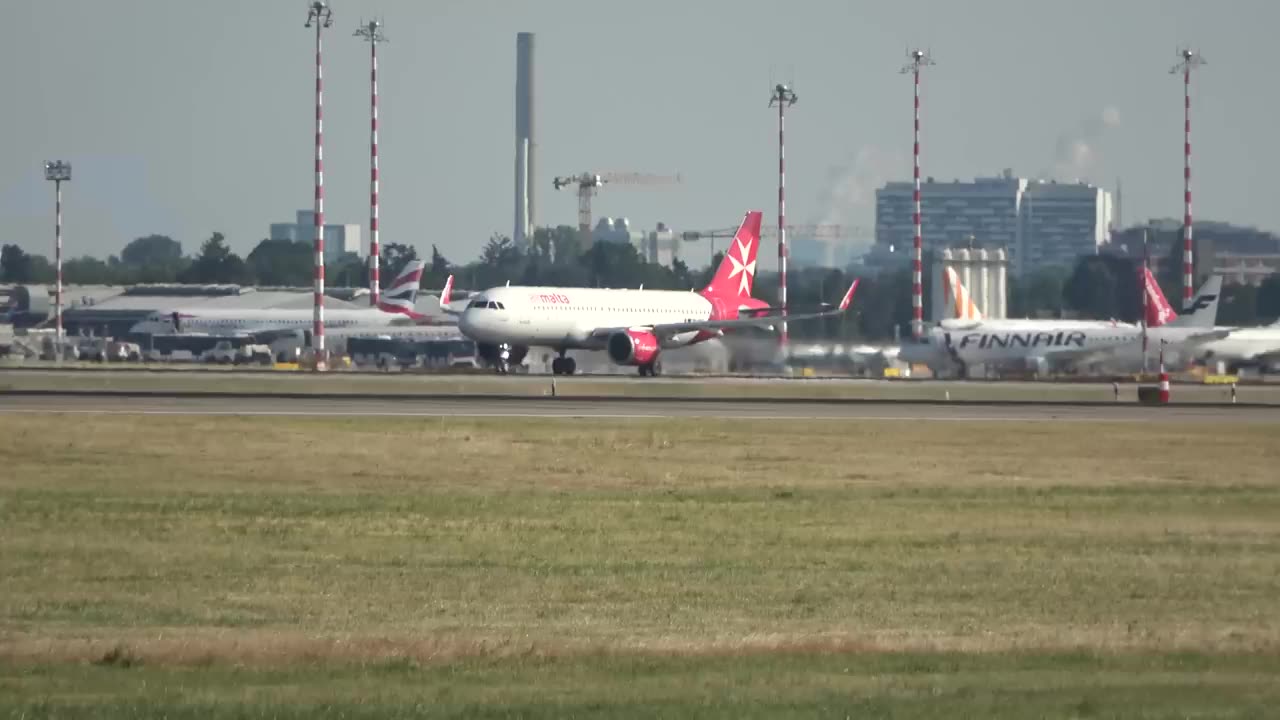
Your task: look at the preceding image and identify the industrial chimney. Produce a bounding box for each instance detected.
[514,32,535,247]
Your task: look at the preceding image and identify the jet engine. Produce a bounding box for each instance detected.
[607,330,660,366]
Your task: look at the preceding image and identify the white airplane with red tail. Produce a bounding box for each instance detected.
[441,210,859,375]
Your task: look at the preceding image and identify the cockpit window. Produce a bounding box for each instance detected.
[468,299,488,309]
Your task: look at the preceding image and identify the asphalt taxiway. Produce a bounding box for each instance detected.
[2,393,1277,423]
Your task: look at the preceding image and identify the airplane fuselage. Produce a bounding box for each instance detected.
[458,286,721,351]
[130,308,420,335]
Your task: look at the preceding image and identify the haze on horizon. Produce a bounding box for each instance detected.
[3,0,1277,267]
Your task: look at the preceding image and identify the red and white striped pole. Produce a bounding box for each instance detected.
[43,161,71,359]
[356,20,387,306]
[902,49,934,340]
[769,84,797,354]
[54,180,63,346]
[1171,48,1205,305]
[307,2,332,368]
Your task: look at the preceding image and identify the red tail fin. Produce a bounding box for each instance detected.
[701,211,762,299]
[1141,266,1176,327]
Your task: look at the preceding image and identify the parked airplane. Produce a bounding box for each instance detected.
[900,271,1222,377]
[1143,269,1280,373]
[129,261,433,336]
[440,210,859,375]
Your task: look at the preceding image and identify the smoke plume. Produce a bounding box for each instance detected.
[814,145,903,261]
[1044,106,1122,182]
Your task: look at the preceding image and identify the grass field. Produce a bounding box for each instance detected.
[2,414,1278,717]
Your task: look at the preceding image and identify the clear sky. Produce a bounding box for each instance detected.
[4,0,1277,266]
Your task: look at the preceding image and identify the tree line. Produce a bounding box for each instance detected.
[4,226,1280,340]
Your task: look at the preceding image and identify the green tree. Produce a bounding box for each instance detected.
[180,233,249,284]
[327,252,366,289]
[381,243,420,283]
[1218,282,1259,327]
[1064,257,1120,320]
[1008,267,1068,318]
[1257,274,1280,324]
[423,244,451,288]
[119,234,186,283]
[0,244,34,283]
[63,256,116,285]
[246,238,312,286]
[121,234,182,266]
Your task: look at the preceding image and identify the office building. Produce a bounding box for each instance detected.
[874,170,1112,275]
[269,210,363,263]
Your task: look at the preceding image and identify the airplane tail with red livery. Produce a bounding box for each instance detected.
[1140,266,1221,329]
[1141,266,1177,327]
[701,210,761,300]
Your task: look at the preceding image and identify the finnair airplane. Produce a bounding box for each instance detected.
[440,210,859,375]
[901,270,1223,377]
[129,261,431,336]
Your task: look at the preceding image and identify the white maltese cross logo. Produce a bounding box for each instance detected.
[727,237,756,295]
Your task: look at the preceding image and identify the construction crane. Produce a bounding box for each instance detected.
[552,171,682,244]
[681,224,867,265]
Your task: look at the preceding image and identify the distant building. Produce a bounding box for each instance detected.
[873,170,1113,275]
[269,211,362,263]
[593,217,681,267]
[1108,221,1280,286]
[1019,180,1113,273]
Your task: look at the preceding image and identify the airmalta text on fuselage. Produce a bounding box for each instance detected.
[953,330,1088,351]
[531,293,572,304]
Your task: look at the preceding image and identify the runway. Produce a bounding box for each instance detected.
[2,393,1278,423]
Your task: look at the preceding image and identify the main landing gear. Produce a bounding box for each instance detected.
[637,361,662,377]
[551,351,577,376]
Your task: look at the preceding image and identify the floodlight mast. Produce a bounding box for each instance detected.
[355,18,387,306]
[44,161,71,360]
[1170,47,1206,305]
[769,83,797,352]
[901,48,934,341]
[306,1,333,368]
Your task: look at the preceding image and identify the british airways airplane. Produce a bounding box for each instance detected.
[440,210,859,375]
[129,261,431,336]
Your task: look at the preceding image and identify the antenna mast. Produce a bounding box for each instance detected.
[901,48,934,340]
[769,82,798,355]
[306,1,333,369]
[355,18,387,306]
[1170,46,1205,306]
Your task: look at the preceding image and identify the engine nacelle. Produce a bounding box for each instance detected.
[607,330,660,366]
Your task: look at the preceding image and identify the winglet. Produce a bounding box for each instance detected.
[838,279,860,311]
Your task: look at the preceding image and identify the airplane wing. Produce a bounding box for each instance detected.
[591,280,859,340]
[1181,329,1233,344]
